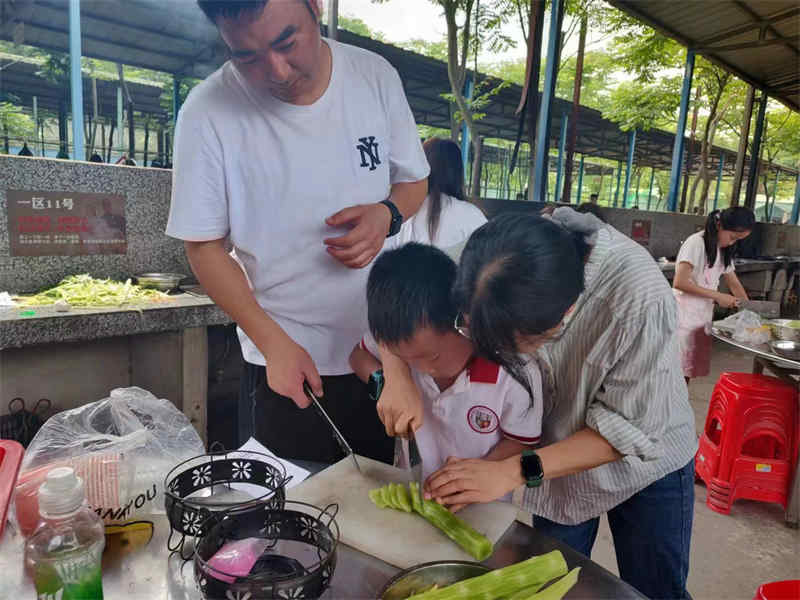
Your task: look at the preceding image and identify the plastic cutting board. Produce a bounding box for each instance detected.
[286,455,518,568]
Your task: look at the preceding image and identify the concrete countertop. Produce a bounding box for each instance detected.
[658,258,800,275]
[0,293,232,349]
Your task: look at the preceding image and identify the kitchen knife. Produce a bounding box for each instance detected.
[303,381,362,473]
[407,426,424,493]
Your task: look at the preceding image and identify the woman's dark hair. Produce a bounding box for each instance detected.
[423,137,466,241]
[197,0,315,22]
[576,202,607,223]
[367,243,458,346]
[704,207,755,269]
[454,214,588,393]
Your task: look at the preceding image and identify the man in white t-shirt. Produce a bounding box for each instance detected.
[167,0,429,462]
[349,244,542,506]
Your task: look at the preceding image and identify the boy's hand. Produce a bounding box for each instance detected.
[376,345,424,436]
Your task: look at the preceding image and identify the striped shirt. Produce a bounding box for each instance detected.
[523,222,698,524]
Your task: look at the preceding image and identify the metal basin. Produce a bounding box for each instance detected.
[134,272,186,291]
[770,340,800,361]
[378,561,490,599]
[769,319,800,342]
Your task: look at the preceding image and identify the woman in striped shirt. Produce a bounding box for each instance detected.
[377,208,697,599]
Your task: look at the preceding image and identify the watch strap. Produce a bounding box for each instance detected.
[381,199,403,237]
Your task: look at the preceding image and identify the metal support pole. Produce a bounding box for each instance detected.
[555,113,568,203]
[460,75,474,180]
[576,155,585,204]
[623,128,637,207]
[533,0,565,203]
[744,93,768,211]
[791,172,800,225]
[647,167,655,211]
[327,0,338,41]
[769,169,780,221]
[116,86,123,150]
[613,162,622,207]
[172,75,181,128]
[714,152,725,211]
[32,96,38,154]
[667,49,696,212]
[69,0,84,160]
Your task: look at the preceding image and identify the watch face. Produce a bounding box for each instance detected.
[521,451,543,486]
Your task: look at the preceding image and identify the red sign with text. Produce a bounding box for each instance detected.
[7,190,127,256]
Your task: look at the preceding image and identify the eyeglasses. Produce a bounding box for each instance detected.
[454,312,470,339]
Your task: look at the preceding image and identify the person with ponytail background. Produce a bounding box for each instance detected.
[673,207,755,382]
[395,137,486,248]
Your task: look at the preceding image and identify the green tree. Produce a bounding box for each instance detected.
[338,15,386,41]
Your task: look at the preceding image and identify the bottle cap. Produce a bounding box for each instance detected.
[38,467,86,517]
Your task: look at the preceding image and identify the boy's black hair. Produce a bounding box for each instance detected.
[197,0,316,23]
[367,243,457,346]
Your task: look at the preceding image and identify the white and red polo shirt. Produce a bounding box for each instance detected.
[361,333,542,481]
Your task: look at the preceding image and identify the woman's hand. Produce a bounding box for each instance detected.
[424,456,523,512]
[715,292,740,309]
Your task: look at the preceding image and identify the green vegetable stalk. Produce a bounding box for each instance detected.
[407,550,569,600]
[511,567,581,600]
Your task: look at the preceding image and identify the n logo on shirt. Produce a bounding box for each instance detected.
[357,136,381,171]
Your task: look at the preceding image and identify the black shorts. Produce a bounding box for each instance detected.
[239,360,393,465]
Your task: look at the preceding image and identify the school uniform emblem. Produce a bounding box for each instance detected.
[467,405,499,434]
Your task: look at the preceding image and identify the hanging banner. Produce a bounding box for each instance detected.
[6,189,127,256]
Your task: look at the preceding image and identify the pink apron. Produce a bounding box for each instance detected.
[675,259,727,378]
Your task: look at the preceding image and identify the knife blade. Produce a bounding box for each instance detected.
[407,425,424,493]
[303,381,361,473]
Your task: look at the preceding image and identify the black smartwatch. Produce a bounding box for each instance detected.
[381,199,403,237]
[521,449,544,488]
[367,368,385,403]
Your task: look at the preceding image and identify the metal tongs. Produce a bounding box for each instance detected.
[303,381,362,473]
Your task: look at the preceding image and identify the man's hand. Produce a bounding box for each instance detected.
[376,347,424,436]
[261,333,323,409]
[324,203,392,269]
[424,455,523,512]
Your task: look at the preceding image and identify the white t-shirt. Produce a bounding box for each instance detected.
[166,40,429,374]
[394,194,487,248]
[361,332,542,481]
[674,230,734,296]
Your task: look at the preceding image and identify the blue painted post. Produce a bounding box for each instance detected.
[460,75,474,180]
[769,169,780,221]
[69,0,84,160]
[533,0,564,202]
[576,155,585,204]
[613,162,622,207]
[667,49,696,212]
[623,128,637,207]
[714,152,725,211]
[607,169,614,204]
[744,93,768,211]
[791,172,800,225]
[647,167,655,210]
[555,113,569,202]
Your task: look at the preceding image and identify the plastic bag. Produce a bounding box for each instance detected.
[13,387,204,535]
[716,310,771,344]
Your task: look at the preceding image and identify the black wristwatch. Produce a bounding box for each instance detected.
[381,199,403,237]
[521,449,544,488]
[367,368,385,403]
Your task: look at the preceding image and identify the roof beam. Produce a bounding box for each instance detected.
[697,6,800,46]
[732,0,800,58]
[693,35,800,53]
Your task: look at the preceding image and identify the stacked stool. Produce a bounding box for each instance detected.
[696,372,798,515]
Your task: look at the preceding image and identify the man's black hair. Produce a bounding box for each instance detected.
[197,0,316,23]
[367,243,457,346]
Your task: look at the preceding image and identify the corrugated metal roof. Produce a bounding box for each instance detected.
[607,0,800,112]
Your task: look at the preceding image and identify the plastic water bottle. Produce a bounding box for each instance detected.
[24,467,105,599]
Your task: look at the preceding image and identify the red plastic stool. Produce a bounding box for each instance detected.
[696,373,799,515]
[753,580,800,600]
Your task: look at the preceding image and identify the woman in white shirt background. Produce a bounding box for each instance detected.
[673,207,755,383]
[396,137,487,248]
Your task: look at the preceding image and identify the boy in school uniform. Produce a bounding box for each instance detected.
[349,243,542,492]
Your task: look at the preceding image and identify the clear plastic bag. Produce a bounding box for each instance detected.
[716,309,771,344]
[13,387,204,535]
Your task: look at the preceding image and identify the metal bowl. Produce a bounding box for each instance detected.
[769,319,800,342]
[770,340,800,361]
[134,272,186,291]
[378,561,490,600]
